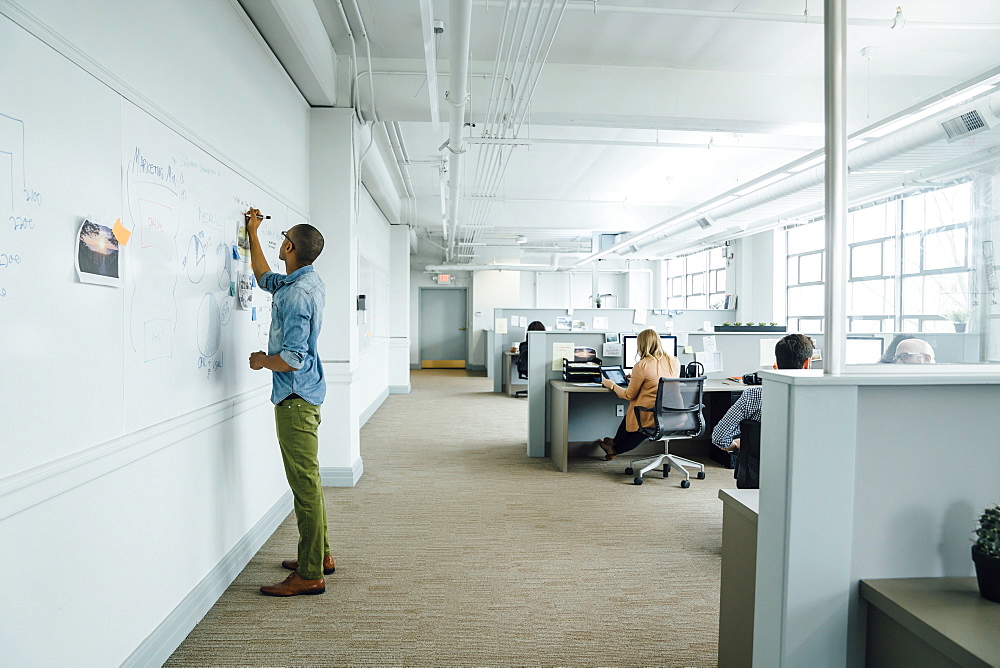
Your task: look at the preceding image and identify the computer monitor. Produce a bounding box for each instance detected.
[845,336,885,364]
[622,334,678,370]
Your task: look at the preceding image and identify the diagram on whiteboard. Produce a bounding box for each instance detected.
[0,111,43,302]
[124,143,182,361]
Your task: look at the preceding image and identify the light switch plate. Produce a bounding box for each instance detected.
[616,404,625,417]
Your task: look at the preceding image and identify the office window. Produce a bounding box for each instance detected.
[663,246,727,309]
[784,182,972,334]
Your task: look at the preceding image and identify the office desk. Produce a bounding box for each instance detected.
[548,379,745,472]
[860,577,999,667]
[718,489,759,667]
[503,350,527,396]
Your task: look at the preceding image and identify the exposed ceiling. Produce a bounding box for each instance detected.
[242,0,1000,267]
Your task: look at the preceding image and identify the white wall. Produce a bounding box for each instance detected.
[471,270,520,367]
[0,1,308,665]
[735,230,777,324]
[356,187,393,418]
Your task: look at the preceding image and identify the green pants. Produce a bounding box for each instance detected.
[274,397,330,580]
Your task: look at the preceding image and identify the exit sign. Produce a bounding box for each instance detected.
[437,274,451,284]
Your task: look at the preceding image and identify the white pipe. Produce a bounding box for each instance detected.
[445,0,473,258]
[346,0,378,122]
[824,0,847,376]
[334,0,363,123]
[465,136,816,151]
[473,0,1000,30]
[426,254,562,273]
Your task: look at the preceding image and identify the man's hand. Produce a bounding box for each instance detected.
[245,208,264,235]
[249,350,267,370]
[723,437,741,452]
[601,377,613,390]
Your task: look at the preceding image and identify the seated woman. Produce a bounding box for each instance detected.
[597,328,680,460]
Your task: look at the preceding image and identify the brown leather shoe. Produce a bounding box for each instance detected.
[598,438,617,461]
[260,572,326,597]
[281,554,335,575]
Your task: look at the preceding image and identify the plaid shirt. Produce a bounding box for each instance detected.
[711,386,762,450]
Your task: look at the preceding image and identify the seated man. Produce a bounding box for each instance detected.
[711,334,815,470]
[891,337,935,364]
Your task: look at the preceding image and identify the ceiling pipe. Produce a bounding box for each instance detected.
[475,0,1000,30]
[444,0,473,260]
[426,254,563,273]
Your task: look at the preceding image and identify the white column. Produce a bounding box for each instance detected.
[823,0,848,375]
[311,108,362,486]
[388,224,411,393]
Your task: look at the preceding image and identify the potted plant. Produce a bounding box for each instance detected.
[972,504,1000,603]
[714,321,787,332]
[947,310,969,333]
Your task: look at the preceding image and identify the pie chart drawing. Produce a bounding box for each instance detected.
[197,292,221,357]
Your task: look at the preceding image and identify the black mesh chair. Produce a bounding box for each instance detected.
[733,419,761,489]
[514,341,528,398]
[624,376,707,487]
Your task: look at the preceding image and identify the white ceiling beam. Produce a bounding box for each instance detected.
[239,0,338,106]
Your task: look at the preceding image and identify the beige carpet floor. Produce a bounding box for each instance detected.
[166,369,729,667]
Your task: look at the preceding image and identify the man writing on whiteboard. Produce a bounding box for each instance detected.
[246,208,333,597]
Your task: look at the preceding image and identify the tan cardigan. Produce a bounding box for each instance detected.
[603,355,680,432]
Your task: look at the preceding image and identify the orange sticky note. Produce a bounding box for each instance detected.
[112,218,131,246]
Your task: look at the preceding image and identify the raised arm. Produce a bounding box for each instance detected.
[245,207,271,283]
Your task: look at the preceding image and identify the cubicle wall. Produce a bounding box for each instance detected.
[493,308,735,391]
[754,370,1000,666]
[525,331,618,458]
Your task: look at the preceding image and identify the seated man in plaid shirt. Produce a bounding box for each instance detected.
[711,334,815,466]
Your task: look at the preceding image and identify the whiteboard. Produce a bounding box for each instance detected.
[0,14,298,476]
[121,103,283,432]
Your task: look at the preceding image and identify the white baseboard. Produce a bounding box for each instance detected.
[122,490,293,667]
[389,384,410,394]
[359,388,389,426]
[321,457,363,487]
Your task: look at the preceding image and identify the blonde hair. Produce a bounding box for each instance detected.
[636,328,669,361]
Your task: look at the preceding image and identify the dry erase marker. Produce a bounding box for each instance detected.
[245,213,272,219]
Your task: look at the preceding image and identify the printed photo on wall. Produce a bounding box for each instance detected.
[237,218,250,258]
[237,271,254,309]
[76,219,121,286]
[555,316,572,330]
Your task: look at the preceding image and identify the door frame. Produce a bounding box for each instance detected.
[418,286,468,368]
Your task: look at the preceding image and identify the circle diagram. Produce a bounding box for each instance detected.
[197,292,222,357]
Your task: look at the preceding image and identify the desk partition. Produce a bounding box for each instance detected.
[492,308,734,391]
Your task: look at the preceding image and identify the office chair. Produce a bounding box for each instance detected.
[624,376,707,487]
[733,419,761,489]
[514,342,528,398]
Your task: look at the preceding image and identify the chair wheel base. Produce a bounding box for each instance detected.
[634,477,643,485]
[696,471,706,479]
[624,467,633,475]
[680,479,691,488]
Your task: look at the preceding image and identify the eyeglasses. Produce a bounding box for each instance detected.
[893,352,934,362]
[280,230,294,249]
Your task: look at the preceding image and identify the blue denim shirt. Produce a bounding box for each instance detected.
[259,265,326,405]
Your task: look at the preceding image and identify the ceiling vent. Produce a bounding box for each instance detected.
[694,214,715,230]
[941,109,991,142]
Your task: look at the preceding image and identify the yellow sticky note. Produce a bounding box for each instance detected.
[112,218,132,246]
[683,345,694,354]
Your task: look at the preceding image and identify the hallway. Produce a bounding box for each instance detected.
[167,370,729,666]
